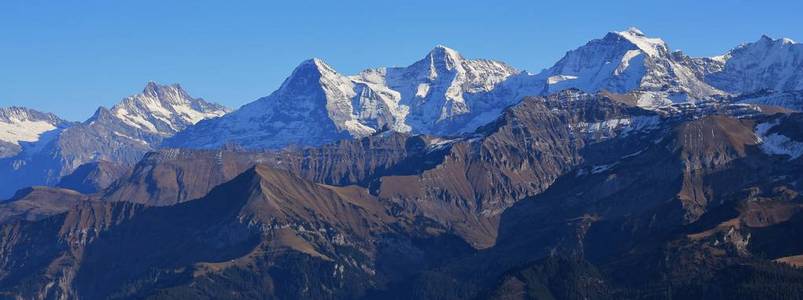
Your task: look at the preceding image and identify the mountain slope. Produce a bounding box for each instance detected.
[391,113,803,299]
[56,160,130,194]
[0,187,89,224]
[2,110,800,299]
[101,149,276,206]
[0,165,396,299]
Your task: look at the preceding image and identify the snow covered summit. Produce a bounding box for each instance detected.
[167,46,520,149]
[0,107,67,146]
[705,35,803,94]
[0,107,71,158]
[0,82,230,198]
[168,29,803,150]
[108,82,230,135]
[534,27,722,106]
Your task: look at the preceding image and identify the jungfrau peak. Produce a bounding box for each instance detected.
[536,27,724,107]
[613,26,668,57]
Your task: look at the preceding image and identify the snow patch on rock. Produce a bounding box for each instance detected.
[571,115,660,137]
[756,119,803,160]
[0,119,57,145]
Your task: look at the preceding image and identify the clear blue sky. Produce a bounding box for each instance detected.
[2,0,802,121]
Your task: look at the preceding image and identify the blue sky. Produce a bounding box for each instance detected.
[2,0,802,121]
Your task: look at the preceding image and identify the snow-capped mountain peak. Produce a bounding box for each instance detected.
[537,27,723,105]
[279,58,354,96]
[290,58,339,79]
[430,44,461,56]
[273,58,373,136]
[0,83,231,196]
[141,81,191,104]
[0,107,68,147]
[755,34,796,46]
[623,26,645,36]
[423,45,463,75]
[610,27,668,57]
[364,45,518,127]
[167,46,520,149]
[166,58,373,149]
[705,34,803,94]
[107,82,229,135]
[167,31,803,151]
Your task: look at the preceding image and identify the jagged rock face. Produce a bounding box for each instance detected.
[706,36,803,94]
[167,47,519,150]
[0,107,72,158]
[0,83,228,199]
[52,107,159,171]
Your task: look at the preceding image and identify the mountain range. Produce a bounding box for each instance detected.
[0,83,228,197]
[166,28,803,151]
[0,28,803,299]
